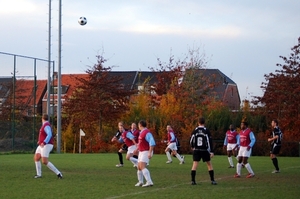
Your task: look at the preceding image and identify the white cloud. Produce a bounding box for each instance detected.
[0,0,43,15]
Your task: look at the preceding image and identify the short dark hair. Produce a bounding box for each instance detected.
[42,114,48,121]
[198,117,205,125]
[139,120,147,127]
[272,119,278,126]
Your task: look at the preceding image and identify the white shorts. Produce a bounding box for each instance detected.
[238,146,252,158]
[127,145,137,155]
[227,143,237,151]
[138,151,153,164]
[35,144,53,158]
[167,142,177,151]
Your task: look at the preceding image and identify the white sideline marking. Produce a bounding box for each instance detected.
[104,166,300,199]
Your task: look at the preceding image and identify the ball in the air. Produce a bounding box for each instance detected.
[78,16,87,26]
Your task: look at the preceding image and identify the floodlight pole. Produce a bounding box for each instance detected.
[47,0,52,117]
[12,55,16,151]
[33,59,37,148]
[57,0,62,153]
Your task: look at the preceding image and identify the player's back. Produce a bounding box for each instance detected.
[190,127,209,151]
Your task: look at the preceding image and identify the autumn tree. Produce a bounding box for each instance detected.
[254,37,300,147]
[147,48,224,152]
[63,55,136,151]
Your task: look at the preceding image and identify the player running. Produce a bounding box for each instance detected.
[164,125,185,164]
[111,121,127,167]
[112,123,138,167]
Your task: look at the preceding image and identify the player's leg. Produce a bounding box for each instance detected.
[243,149,254,178]
[127,146,138,167]
[191,161,199,185]
[116,148,124,167]
[135,152,144,186]
[235,147,245,177]
[271,146,280,173]
[206,161,217,185]
[227,149,234,168]
[173,150,184,164]
[42,144,62,178]
[165,146,172,163]
[138,151,153,187]
[204,152,217,185]
[34,146,42,178]
[170,143,184,164]
[191,150,200,185]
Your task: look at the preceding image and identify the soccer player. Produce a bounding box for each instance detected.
[190,117,217,185]
[234,120,256,178]
[112,123,138,167]
[223,124,239,168]
[34,114,62,179]
[111,121,127,167]
[164,125,185,164]
[130,122,140,167]
[134,120,156,187]
[268,119,282,173]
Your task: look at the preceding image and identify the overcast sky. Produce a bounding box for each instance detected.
[0,0,299,100]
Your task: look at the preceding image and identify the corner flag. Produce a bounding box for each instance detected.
[80,129,85,136]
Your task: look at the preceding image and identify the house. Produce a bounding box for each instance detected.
[6,68,240,116]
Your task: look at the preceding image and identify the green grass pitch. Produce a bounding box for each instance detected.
[0,153,299,199]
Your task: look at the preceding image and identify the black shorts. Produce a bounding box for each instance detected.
[270,145,281,155]
[121,144,128,151]
[193,150,211,162]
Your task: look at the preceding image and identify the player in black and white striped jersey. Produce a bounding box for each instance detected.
[268,119,283,173]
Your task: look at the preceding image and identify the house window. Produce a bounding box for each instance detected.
[50,85,69,94]
[231,88,234,97]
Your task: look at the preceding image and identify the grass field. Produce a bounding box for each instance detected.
[0,153,299,199]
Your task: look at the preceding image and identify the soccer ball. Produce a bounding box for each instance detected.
[78,16,87,26]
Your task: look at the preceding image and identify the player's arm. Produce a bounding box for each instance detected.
[145,133,156,158]
[207,130,214,156]
[268,135,279,142]
[127,132,137,145]
[223,134,228,148]
[247,132,256,150]
[268,129,279,142]
[190,131,196,149]
[233,134,240,150]
[43,126,52,145]
[111,131,120,142]
[118,137,124,143]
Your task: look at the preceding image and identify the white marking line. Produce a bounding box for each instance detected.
[104,182,192,199]
[104,166,300,199]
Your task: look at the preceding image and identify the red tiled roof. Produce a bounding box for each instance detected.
[15,79,47,106]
